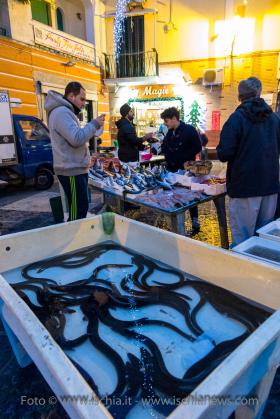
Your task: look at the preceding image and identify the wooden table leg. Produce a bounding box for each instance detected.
[213,195,229,249]
[103,193,125,215]
[170,212,186,235]
[116,197,125,215]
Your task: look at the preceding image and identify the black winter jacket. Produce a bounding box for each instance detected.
[161,121,202,172]
[217,98,280,198]
[116,118,144,162]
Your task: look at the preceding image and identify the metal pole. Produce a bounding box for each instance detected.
[154,11,156,50]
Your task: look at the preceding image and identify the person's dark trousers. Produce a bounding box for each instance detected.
[57,174,89,221]
[274,193,280,220]
[189,206,199,229]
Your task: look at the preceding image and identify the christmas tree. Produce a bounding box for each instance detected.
[186,100,206,130]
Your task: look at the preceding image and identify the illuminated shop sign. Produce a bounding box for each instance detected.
[136,85,176,99]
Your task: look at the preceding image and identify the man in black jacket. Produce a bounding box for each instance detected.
[217,77,280,246]
[161,107,202,236]
[116,103,153,166]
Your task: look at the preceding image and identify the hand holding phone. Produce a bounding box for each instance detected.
[96,114,106,127]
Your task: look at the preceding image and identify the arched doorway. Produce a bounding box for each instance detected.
[56,7,64,32]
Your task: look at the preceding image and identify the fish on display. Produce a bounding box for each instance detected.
[89,160,203,207]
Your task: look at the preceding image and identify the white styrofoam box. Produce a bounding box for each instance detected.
[88,177,104,189]
[191,180,226,195]
[203,182,226,196]
[233,236,280,267]
[1,215,280,419]
[89,178,123,196]
[257,221,280,243]
[166,173,193,187]
[190,182,205,192]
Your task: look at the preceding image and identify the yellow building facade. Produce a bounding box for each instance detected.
[1,0,279,146]
[104,0,280,145]
[0,0,110,144]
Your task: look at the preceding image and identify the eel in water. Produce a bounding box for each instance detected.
[11,241,271,416]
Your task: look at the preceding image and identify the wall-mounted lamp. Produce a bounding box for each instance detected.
[76,13,82,20]
[61,61,76,67]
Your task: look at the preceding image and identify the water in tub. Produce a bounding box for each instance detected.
[2,241,270,418]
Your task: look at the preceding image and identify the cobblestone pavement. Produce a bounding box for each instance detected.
[0,179,278,418]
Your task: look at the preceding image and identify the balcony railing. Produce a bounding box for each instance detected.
[32,21,96,64]
[104,50,159,79]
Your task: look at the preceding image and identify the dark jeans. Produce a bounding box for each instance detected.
[189,206,199,227]
[274,193,280,220]
[58,174,89,221]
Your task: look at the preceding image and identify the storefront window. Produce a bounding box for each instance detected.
[130,99,183,137]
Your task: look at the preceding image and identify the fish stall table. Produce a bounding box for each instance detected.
[1,214,280,419]
[89,180,229,249]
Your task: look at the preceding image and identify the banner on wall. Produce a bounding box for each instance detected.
[211,110,221,131]
[34,25,95,62]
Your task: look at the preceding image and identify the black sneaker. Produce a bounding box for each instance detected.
[186,226,201,237]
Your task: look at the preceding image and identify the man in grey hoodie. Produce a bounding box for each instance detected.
[45,81,105,221]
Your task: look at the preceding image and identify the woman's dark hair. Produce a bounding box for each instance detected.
[160,107,180,121]
[65,82,84,97]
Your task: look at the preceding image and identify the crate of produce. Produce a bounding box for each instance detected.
[184,160,213,175]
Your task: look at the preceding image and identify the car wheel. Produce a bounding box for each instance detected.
[34,168,54,190]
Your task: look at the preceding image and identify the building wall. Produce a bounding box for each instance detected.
[104,0,280,146]
[7,0,34,45]
[0,36,110,144]
[6,0,98,46]
[105,0,280,61]
[145,0,225,62]
[94,0,107,61]
[55,0,86,40]
[177,51,279,145]
[0,0,11,37]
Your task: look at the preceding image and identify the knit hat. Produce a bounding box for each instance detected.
[238,77,262,101]
[120,103,132,117]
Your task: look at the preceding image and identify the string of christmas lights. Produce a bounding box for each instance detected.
[114,0,130,59]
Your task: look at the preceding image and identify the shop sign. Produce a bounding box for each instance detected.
[136,85,175,99]
[33,25,95,62]
[212,110,221,131]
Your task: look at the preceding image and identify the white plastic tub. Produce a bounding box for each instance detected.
[0,215,280,419]
[233,236,280,267]
[257,221,280,243]
[190,176,226,196]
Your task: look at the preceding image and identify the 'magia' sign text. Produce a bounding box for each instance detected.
[137,85,175,99]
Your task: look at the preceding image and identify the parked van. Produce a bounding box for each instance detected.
[0,91,53,190]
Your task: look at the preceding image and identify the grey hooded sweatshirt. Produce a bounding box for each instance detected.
[45,90,102,176]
